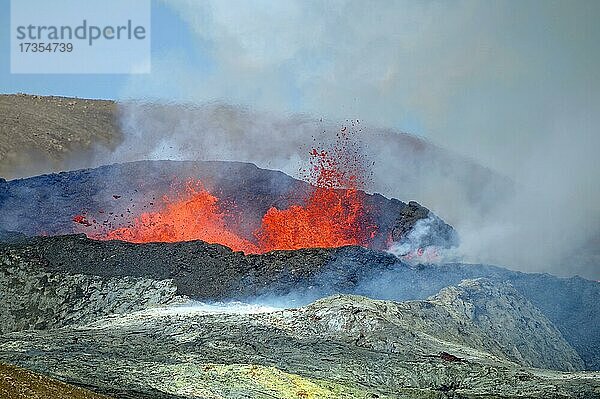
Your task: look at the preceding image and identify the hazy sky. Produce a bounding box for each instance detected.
[146,0,600,177]
[1,0,597,175]
[1,0,598,277]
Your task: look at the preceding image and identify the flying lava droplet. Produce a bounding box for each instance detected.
[77,123,378,253]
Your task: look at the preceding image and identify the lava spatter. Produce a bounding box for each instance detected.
[256,122,377,251]
[79,122,377,253]
[102,181,259,253]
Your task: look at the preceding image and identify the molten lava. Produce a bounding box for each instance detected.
[256,136,377,251]
[256,187,375,251]
[84,123,378,253]
[104,181,259,253]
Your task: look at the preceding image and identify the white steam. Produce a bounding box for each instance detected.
[388,215,460,265]
[124,0,598,279]
[5,1,599,280]
[85,100,599,280]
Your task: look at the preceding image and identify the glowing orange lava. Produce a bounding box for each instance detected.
[84,123,377,253]
[256,138,377,251]
[104,181,259,253]
[256,186,375,251]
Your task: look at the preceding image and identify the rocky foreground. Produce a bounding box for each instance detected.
[2,234,599,369]
[1,280,598,398]
[1,235,599,398]
[0,362,111,399]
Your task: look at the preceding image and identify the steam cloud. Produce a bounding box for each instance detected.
[115,0,599,279]
[4,1,598,279]
[85,101,598,280]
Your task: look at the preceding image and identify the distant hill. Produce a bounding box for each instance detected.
[0,94,120,178]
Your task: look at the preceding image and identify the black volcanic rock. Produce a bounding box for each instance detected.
[391,200,429,240]
[1,234,398,301]
[391,200,458,249]
[1,234,599,370]
[0,244,180,334]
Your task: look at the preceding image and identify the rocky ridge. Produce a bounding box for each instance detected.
[428,279,584,371]
[0,245,181,334]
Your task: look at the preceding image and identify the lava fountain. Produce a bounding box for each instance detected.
[104,180,260,253]
[76,124,378,253]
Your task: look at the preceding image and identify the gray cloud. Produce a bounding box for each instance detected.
[111,0,600,279]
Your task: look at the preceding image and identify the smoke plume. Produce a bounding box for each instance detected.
[3,1,598,279]
[85,100,599,280]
